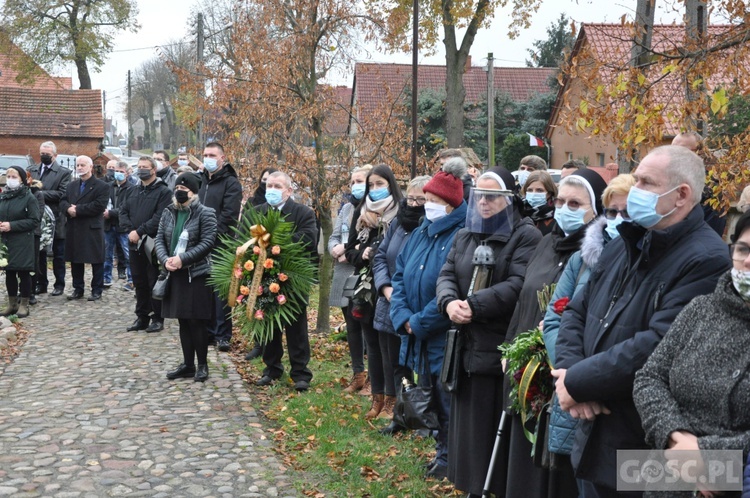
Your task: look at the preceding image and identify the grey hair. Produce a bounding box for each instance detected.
[76,155,93,167]
[116,160,129,170]
[268,171,292,188]
[442,156,467,179]
[408,175,431,191]
[177,165,194,174]
[138,156,158,170]
[40,141,57,154]
[647,145,704,204]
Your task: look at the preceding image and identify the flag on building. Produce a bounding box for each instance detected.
[527,133,545,147]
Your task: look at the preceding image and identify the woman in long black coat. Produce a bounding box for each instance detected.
[0,166,40,317]
[436,167,542,497]
[156,173,217,383]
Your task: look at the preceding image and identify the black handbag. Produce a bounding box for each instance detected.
[342,273,360,298]
[440,326,462,393]
[393,337,440,431]
[152,272,170,300]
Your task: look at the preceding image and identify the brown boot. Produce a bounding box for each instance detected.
[1,296,18,317]
[378,395,396,419]
[343,371,367,394]
[358,377,372,396]
[16,298,30,318]
[364,394,384,420]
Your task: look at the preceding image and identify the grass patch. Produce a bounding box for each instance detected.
[231,286,460,497]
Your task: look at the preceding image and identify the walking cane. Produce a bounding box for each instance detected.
[482,410,508,498]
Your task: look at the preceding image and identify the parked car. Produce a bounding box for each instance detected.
[0,154,34,175]
[512,168,563,185]
[104,146,123,157]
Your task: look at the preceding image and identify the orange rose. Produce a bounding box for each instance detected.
[263,258,274,269]
[243,260,255,271]
[278,273,288,282]
[269,282,280,293]
[239,286,250,296]
[253,246,261,255]
[271,245,281,255]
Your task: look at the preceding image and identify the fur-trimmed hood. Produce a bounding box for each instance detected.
[580,216,607,269]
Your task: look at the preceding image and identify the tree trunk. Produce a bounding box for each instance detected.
[443,24,467,148]
[75,56,92,90]
[312,113,332,335]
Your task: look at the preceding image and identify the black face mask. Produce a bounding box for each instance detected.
[174,190,190,204]
[398,200,425,231]
[40,154,53,165]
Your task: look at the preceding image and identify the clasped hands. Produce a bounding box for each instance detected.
[0,221,10,232]
[551,368,611,421]
[446,299,472,324]
[67,204,77,218]
[165,256,183,272]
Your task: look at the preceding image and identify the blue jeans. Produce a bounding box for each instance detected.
[104,229,131,283]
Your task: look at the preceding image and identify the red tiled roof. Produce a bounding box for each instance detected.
[0,33,69,90]
[324,85,352,137]
[353,62,554,125]
[0,87,104,138]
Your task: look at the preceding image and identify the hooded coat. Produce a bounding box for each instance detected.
[0,186,40,271]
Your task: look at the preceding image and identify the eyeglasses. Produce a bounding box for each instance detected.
[553,198,589,211]
[730,243,750,261]
[406,196,426,206]
[603,208,630,220]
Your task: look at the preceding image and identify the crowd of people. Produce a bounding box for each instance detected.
[4,134,749,497]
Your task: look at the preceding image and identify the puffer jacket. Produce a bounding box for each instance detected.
[543,216,608,456]
[372,219,414,335]
[119,178,173,239]
[436,212,542,376]
[198,163,242,237]
[555,205,731,488]
[390,202,467,375]
[155,198,217,281]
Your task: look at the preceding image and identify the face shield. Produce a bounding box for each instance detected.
[466,187,515,236]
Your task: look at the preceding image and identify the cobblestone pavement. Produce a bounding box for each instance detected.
[0,272,298,497]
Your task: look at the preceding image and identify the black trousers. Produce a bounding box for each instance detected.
[52,237,65,290]
[6,270,32,298]
[178,318,209,367]
[207,290,233,342]
[71,263,103,294]
[262,308,313,383]
[129,244,161,322]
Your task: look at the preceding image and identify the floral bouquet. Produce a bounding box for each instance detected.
[499,284,557,444]
[209,207,317,345]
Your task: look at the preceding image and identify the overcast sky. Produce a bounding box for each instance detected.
[60,0,681,128]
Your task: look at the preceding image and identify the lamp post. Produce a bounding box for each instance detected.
[410,0,418,179]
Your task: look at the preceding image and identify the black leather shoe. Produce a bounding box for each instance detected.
[50,288,64,296]
[29,295,37,305]
[217,340,230,352]
[145,321,164,333]
[34,286,46,295]
[166,363,196,380]
[255,375,276,386]
[244,344,263,361]
[194,364,209,382]
[379,420,407,436]
[294,380,310,392]
[87,293,102,301]
[126,318,149,332]
[425,463,448,480]
[67,290,84,300]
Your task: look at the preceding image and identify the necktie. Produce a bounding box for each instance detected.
[40,166,46,179]
[79,181,86,195]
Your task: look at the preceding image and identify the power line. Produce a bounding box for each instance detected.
[110,41,189,53]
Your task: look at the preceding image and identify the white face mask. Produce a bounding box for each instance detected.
[424,201,448,222]
[5,178,21,190]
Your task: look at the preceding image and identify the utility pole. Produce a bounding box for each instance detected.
[102,90,107,145]
[686,0,707,135]
[197,13,205,149]
[127,70,132,157]
[487,53,495,167]
[410,0,418,179]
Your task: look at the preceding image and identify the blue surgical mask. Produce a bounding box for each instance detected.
[517,170,530,187]
[351,183,365,200]
[554,205,587,235]
[265,188,283,206]
[525,192,547,208]
[114,172,126,183]
[626,185,678,229]
[203,157,219,173]
[605,215,625,240]
[177,159,189,167]
[368,187,390,202]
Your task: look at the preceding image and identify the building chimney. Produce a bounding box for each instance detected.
[465,55,472,71]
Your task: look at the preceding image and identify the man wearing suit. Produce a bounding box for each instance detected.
[59,155,110,301]
[28,141,71,296]
[252,171,318,392]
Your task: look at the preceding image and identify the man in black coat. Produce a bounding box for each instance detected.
[59,155,110,301]
[119,157,173,333]
[28,140,71,296]
[252,171,318,392]
[553,145,732,497]
[198,142,243,352]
